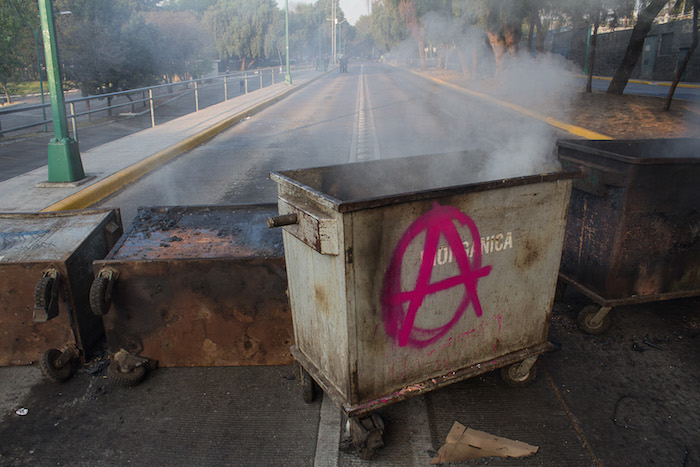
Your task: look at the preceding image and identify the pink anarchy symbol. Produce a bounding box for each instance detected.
[381,203,492,348]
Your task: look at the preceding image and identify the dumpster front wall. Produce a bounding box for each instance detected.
[100,259,293,367]
[350,181,571,402]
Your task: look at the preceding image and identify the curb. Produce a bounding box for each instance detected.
[407,69,613,140]
[41,74,325,212]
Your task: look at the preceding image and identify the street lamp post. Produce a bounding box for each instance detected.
[38,0,84,183]
[26,20,47,132]
[285,0,292,85]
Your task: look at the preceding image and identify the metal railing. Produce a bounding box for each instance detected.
[0,65,311,140]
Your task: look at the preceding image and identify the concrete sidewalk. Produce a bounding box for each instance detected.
[0,70,323,213]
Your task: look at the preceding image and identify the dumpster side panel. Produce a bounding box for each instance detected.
[0,263,74,366]
[282,229,351,400]
[352,180,572,402]
[101,258,293,367]
[616,164,700,296]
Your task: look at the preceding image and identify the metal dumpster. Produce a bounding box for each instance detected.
[0,209,122,381]
[90,204,293,387]
[270,151,576,457]
[557,138,700,334]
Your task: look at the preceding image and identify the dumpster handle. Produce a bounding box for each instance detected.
[267,213,298,228]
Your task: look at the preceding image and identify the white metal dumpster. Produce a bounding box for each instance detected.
[270,151,576,456]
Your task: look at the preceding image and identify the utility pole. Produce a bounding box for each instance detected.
[38,0,84,182]
[285,0,292,85]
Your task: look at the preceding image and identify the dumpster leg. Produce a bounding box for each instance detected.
[348,414,385,459]
[501,356,538,388]
[577,305,613,335]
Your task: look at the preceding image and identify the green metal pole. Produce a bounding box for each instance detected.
[26,21,47,132]
[38,0,84,182]
[285,0,292,85]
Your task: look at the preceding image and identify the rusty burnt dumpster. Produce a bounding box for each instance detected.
[557,138,700,334]
[0,209,122,381]
[270,151,576,457]
[90,204,293,387]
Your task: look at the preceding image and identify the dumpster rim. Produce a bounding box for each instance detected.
[270,169,578,213]
[557,138,700,165]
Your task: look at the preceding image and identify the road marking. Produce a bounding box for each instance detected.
[314,393,341,467]
[350,65,381,163]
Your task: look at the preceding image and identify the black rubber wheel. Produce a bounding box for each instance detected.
[40,348,73,383]
[34,276,59,321]
[577,305,612,335]
[301,367,315,403]
[90,276,111,316]
[501,362,537,388]
[107,361,146,388]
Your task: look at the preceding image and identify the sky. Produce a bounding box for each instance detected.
[284,0,369,25]
[338,0,370,24]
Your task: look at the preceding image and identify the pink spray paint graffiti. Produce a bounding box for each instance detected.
[381,203,492,348]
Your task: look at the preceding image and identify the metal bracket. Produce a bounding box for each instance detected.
[97,268,120,303]
[55,344,78,368]
[114,348,153,372]
[513,356,538,380]
[590,306,613,328]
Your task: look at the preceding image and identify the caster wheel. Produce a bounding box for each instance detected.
[501,361,537,388]
[40,348,73,383]
[107,361,146,388]
[577,305,612,335]
[89,276,112,316]
[34,276,59,322]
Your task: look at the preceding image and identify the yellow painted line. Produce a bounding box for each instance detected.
[413,70,613,140]
[584,75,700,89]
[41,76,323,212]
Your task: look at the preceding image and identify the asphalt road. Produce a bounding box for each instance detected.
[94,63,562,226]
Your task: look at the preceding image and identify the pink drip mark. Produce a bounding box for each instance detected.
[381,203,492,348]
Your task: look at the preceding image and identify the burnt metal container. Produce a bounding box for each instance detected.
[0,209,122,368]
[92,204,293,370]
[557,138,700,333]
[271,151,576,438]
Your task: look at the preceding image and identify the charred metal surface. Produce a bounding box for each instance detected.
[0,209,123,365]
[271,150,578,213]
[558,138,700,302]
[94,204,293,367]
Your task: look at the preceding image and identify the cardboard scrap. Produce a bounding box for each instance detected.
[431,421,539,464]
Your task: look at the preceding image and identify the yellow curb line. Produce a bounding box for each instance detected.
[410,70,613,140]
[585,75,700,89]
[41,76,322,212]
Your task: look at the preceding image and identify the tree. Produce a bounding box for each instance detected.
[0,0,38,103]
[607,0,669,94]
[665,0,699,109]
[204,0,280,70]
[145,11,215,82]
[368,1,409,54]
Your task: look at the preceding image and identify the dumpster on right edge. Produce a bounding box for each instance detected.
[557,138,700,334]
